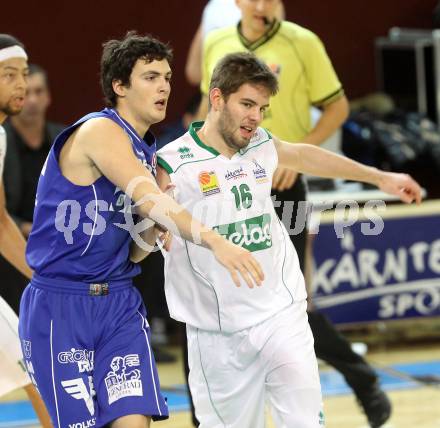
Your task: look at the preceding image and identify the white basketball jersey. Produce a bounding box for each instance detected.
[157,122,306,332]
[0,125,6,179]
[0,295,31,396]
[0,128,30,394]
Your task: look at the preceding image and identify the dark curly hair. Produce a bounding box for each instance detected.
[101,31,173,107]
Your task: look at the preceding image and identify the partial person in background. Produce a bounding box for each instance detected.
[433,0,440,27]
[3,64,64,238]
[185,0,284,86]
[0,33,53,428]
[195,1,391,427]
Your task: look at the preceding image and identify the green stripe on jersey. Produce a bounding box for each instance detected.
[157,157,173,174]
[189,122,220,156]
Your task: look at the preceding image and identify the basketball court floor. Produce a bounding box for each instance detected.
[1,343,439,428]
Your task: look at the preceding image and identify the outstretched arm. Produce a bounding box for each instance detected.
[77,119,263,288]
[0,182,32,279]
[272,96,349,191]
[302,96,349,146]
[185,24,203,86]
[274,137,422,204]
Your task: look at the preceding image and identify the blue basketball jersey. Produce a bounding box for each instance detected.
[26,108,158,283]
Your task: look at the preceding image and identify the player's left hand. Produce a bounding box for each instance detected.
[272,167,297,191]
[377,172,422,204]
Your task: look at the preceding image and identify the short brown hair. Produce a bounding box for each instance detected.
[209,52,278,106]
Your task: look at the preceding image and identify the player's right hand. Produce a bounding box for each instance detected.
[211,238,264,288]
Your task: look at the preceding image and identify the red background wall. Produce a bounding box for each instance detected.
[2,0,437,128]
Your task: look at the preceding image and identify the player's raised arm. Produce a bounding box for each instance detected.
[273,136,422,204]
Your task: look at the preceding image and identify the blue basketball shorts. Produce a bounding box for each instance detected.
[18,274,168,427]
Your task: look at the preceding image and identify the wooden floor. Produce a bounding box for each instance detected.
[2,344,440,428]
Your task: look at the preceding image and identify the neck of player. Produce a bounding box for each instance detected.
[0,111,7,125]
[197,120,237,159]
[115,105,150,138]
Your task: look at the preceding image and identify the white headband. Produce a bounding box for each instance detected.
[0,45,28,62]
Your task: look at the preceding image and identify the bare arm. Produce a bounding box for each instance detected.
[79,119,215,245]
[302,96,349,146]
[129,222,161,263]
[274,137,422,204]
[129,169,174,263]
[272,96,350,191]
[195,94,209,121]
[76,119,263,287]
[185,24,203,86]
[0,182,32,279]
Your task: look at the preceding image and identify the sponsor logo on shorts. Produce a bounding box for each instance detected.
[20,340,40,389]
[68,419,96,428]
[252,159,268,184]
[213,213,272,252]
[199,171,221,197]
[24,359,41,393]
[224,165,247,181]
[22,340,31,358]
[58,348,94,373]
[104,354,143,405]
[61,377,96,416]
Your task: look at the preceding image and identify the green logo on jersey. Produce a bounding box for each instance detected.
[178,146,194,159]
[213,214,272,252]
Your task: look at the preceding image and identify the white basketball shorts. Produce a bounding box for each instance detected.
[187,300,325,428]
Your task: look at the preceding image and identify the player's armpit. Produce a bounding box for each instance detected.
[273,136,302,171]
